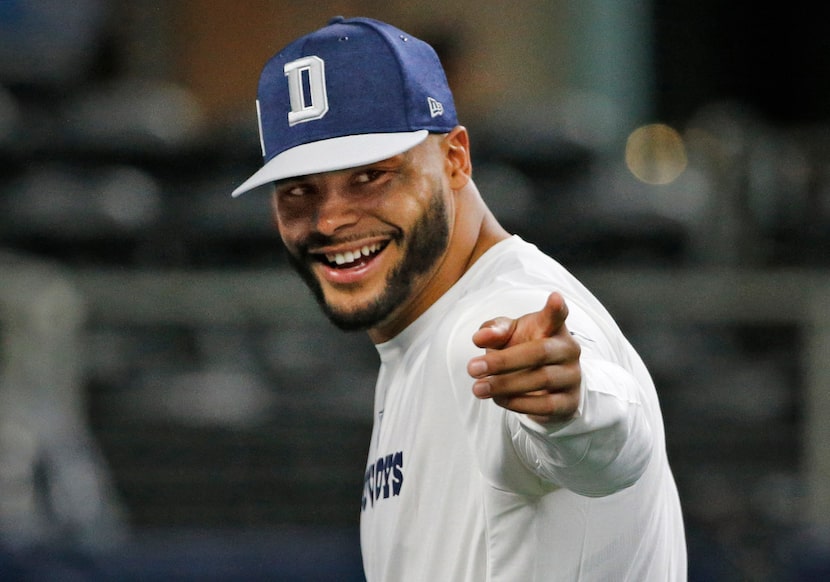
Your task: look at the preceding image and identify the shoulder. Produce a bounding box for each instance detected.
[431,286,553,377]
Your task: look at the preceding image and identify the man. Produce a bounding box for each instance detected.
[233,16,686,581]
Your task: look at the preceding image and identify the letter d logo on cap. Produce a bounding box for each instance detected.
[284,56,329,126]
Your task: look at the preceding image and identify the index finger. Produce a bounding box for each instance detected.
[474,292,569,350]
[468,333,577,378]
[534,292,569,339]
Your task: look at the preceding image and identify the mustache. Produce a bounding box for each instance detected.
[296,229,403,255]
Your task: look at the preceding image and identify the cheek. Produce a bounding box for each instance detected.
[383,181,439,221]
[271,209,300,251]
[272,199,306,237]
[276,222,301,252]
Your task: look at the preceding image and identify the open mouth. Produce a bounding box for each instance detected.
[317,241,389,269]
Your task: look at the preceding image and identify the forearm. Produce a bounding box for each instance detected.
[511,358,653,497]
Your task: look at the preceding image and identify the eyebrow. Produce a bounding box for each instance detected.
[273,176,308,188]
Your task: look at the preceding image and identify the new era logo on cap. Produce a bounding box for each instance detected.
[233,16,458,197]
[428,97,444,117]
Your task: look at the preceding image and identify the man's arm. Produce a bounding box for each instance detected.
[466,291,652,496]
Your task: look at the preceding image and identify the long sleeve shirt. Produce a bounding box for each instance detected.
[360,236,686,581]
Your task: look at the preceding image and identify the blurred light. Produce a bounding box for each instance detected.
[5,164,162,235]
[96,166,162,228]
[625,123,688,185]
[124,370,277,429]
[65,80,206,151]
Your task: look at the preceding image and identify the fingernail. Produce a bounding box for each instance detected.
[473,380,491,398]
[468,359,488,377]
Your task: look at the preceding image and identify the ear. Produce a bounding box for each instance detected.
[444,126,472,189]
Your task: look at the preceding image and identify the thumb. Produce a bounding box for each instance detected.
[471,316,516,349]
[505,292,569,344]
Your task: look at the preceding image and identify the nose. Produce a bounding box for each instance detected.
[314,185,359,236]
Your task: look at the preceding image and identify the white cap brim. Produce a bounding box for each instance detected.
[232,130,429,197]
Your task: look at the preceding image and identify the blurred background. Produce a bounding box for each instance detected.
[1,1,829,580]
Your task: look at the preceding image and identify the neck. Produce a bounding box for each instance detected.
[367,181,509,344]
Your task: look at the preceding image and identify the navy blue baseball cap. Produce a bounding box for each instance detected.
[232,16,458,197]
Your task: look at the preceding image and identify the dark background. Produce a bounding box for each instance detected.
[1,2,829,580]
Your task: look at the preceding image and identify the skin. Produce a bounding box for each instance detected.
[271,126,581,424]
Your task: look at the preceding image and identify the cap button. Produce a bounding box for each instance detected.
[328,16,345,25]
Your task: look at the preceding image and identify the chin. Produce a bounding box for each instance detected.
[322,305,385,332]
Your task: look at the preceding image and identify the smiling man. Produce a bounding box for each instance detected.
[232,17,686,581]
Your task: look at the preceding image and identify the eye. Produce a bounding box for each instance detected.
[276,182,311,198]
[353,169,385,184]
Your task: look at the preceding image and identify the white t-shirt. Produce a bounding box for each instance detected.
[360,236,686,581]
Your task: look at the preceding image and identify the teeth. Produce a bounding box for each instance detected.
[326,243,382,266]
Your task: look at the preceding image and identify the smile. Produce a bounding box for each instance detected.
[319,241,388,268]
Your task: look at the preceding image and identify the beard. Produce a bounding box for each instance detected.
[286,186,450,333]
